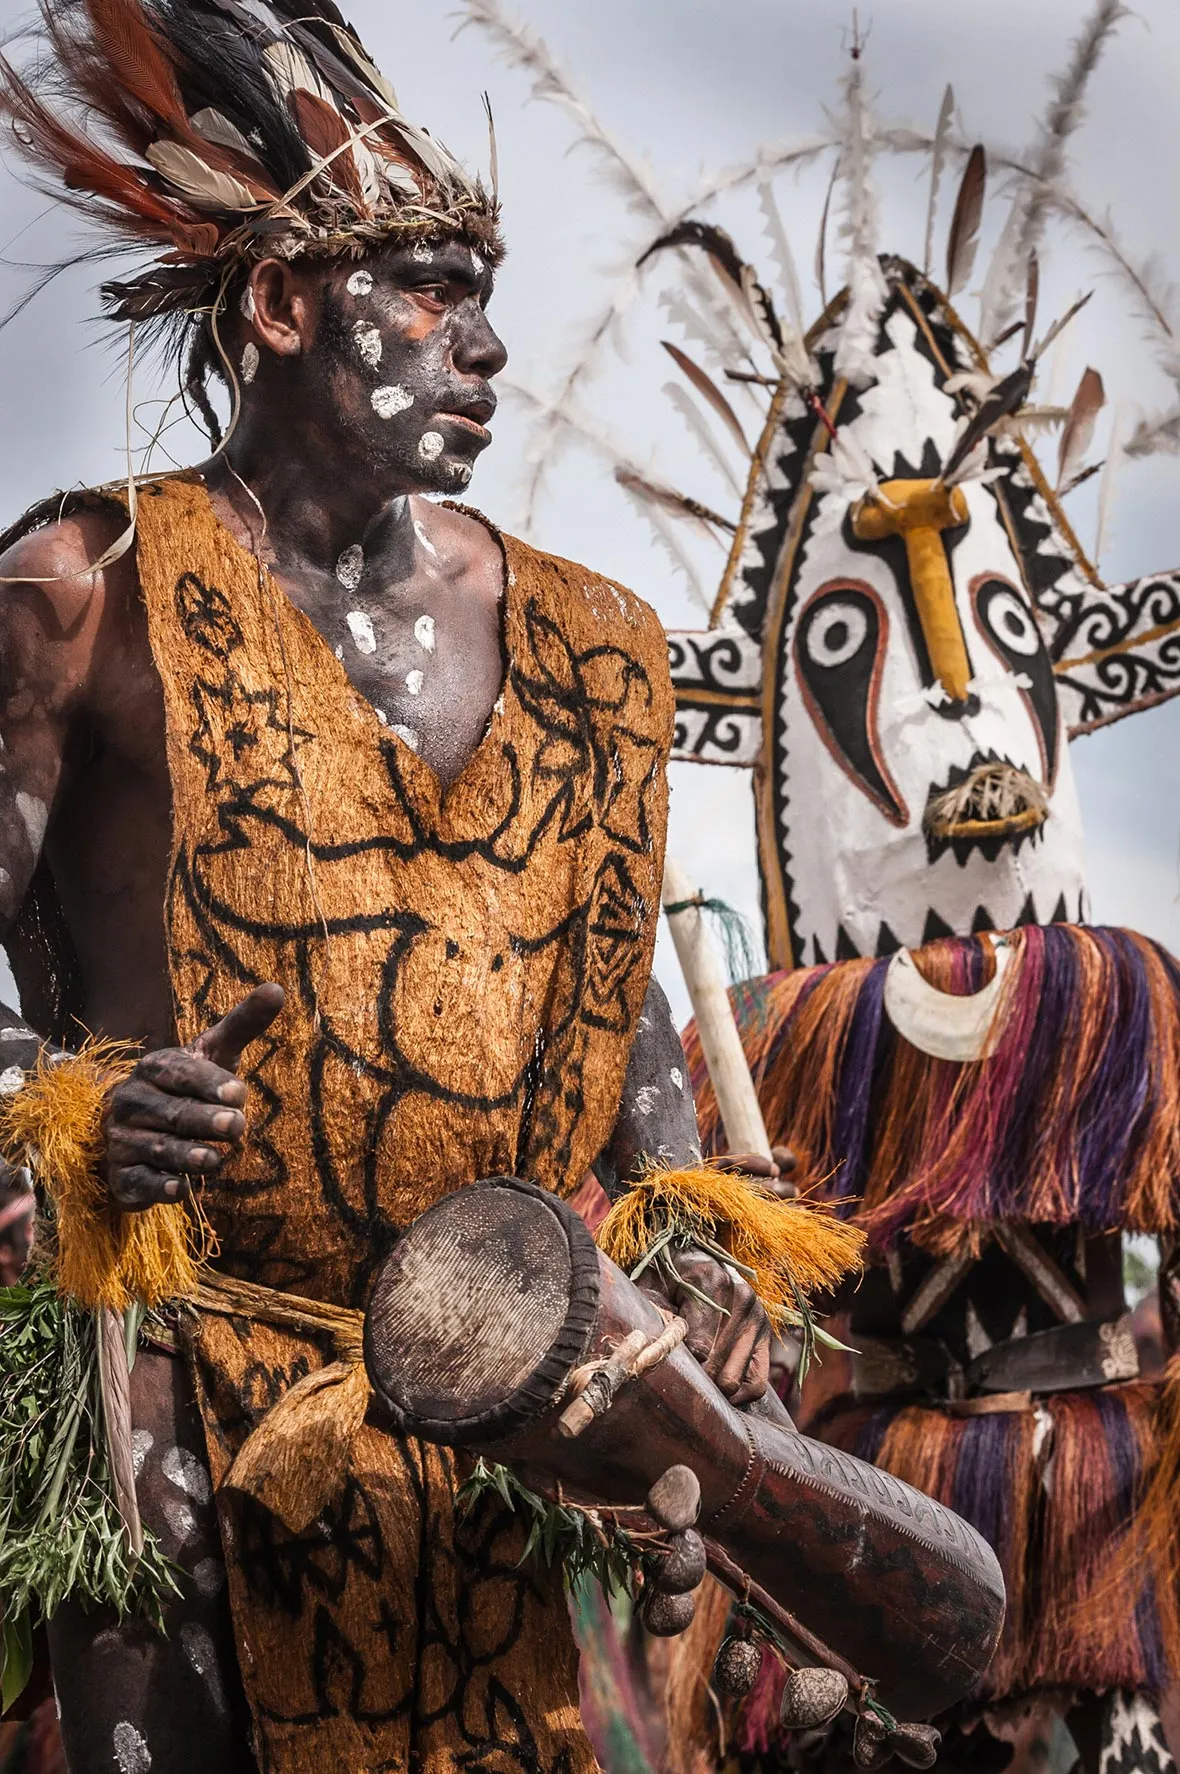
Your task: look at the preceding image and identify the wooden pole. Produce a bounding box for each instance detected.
[661,856,772,1161]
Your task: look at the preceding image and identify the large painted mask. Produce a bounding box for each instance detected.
[669,257,1180,968]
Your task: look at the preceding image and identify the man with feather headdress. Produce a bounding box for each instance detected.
[0,3,847,1769]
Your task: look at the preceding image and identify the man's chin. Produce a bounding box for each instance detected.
[416,450,478,496]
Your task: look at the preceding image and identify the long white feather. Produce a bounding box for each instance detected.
[620,488,712,613]
[664,383,744,496]
[923,84,955,276]
[1125,404,1180,459]
[979,0,1128,346]
[757,175,806,335]
[1095,401,1124,563]
[831,53,888,389]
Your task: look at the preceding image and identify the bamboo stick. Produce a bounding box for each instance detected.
[661,856,772,1160]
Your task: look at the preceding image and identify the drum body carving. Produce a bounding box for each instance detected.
[364,1177,1004,1720]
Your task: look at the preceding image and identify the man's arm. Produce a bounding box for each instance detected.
[597,976,788,1405]
[0,514,279,1207]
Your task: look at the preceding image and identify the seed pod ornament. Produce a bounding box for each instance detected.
[852,1710,889,1770]
[888,1722,941,1769]
[779,1666,850,1730]
[713,1636,762,1698]
[646,1464,701,1532]
[641,1586,697,1637]
[653,1527,706,1594]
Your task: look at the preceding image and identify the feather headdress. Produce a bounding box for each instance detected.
[0,0,502,332]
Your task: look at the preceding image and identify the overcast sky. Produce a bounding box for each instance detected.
[0,0,1178,1022]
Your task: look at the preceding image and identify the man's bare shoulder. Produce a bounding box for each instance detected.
[0,501,139,641]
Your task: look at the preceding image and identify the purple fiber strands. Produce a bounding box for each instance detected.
[950,1413,1016,1554]
[830,958,889,1206]
[1093,1391,1168,1688]
[1074,929,1152,1226]
[988,926,1073,1219]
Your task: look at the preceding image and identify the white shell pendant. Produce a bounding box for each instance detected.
[882,939,1015,1063]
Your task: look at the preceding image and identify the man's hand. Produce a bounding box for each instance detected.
[102,984,284,1212]
[646,1145,798,1407]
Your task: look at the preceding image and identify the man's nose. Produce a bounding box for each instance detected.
[852,478,972,709]
[453,303,508,380]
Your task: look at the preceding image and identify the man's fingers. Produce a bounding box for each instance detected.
[108,1164,191,1212]
[193,983,285,1074]
[111,1078,247,1141]
[134,1048,248,1106]
[716,1312,771,1403]
[106,1127,224,1178]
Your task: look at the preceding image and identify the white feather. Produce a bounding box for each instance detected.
[1095,402,1125,563]
[831,55,888,389]
[146,141,263,212]
[757,175,806,335]
[620,488,712,613]
[664,383,744,496]
[923,84,955,276]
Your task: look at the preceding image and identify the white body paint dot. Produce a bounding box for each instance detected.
[15,793,46,852]
[372,384,414,419]
[162,1445,213,1504]
[0,1067,23,1096]
[413,519,438,557]
[113,1721,152,1774]
[411,240,435,263]
[670,1067,684,1092]
[470,247,484,277]
[353,320,383,369]
[405,669,424,697]
[240,342,259,385]
[240,283,257,323]
[346,610,376,655]
[163,1497,198,1544]
[635,1085,661,1115]
[414,614,436,653]
[193,1556,226,1598]
[180,1624,226,1713]
[335,544,364,591]
[418,430,444,461]
[393,723,420,752]
[347,269,373,296]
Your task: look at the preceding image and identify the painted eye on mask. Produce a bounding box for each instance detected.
[794,581,908,826]
[972,575,1061,783]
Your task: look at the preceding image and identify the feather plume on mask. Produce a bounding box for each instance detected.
[830,47,887,389]
[923,84,954,278]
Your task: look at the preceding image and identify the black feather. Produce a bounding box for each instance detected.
[942,363,1033,481]
[638,219,749,293]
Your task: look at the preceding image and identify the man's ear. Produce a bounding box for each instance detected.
[246,259,313,358]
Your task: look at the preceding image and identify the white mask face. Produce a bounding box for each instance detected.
[759,304,1086,964]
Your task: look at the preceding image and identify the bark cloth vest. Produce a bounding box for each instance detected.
[133,475,674,1773]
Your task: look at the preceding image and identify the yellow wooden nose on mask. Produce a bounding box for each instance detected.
[852,478,971,704]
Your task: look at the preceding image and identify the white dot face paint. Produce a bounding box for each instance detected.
[193,1556,226,1598]
[335,544,364,591]
[635,1085,661,1116]
[413,519,438,557]
[393,723,420,752]
[240,342,259,385]
[371,384,414,420]
[347,269,374,297]
[352,320,383,370]
[113,1721,152,1774]
[413,614,436,654]
[162,1445,213,1505]
[239,283,257,324]
[346,610,377,656]
[334,644,344,660]
[670,1067,684,1092]
[470,247,484,278]
[411,240,435,264]
[418,430,445,462]
[405,669,424,697]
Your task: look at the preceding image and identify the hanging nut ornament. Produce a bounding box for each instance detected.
[779,1666,850,1730]
[654,1528,706,1594]
[641,1586,697,1637]
[646,1464,701,1532]
[852,1710,889,1769]
[888,1722,941,1769]
[713,1637,762,1697]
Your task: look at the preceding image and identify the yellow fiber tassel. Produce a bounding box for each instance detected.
[597,1164,865,1327]
[0,1040,211,1312]
[222,1360,373,1533]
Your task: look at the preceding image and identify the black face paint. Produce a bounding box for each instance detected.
[971,574,1060,781]
[794,579,908,825]
[307,238,507,496]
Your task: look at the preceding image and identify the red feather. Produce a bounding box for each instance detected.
[80,0,192,138]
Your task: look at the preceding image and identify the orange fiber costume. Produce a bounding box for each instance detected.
[132,475,674,1773]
